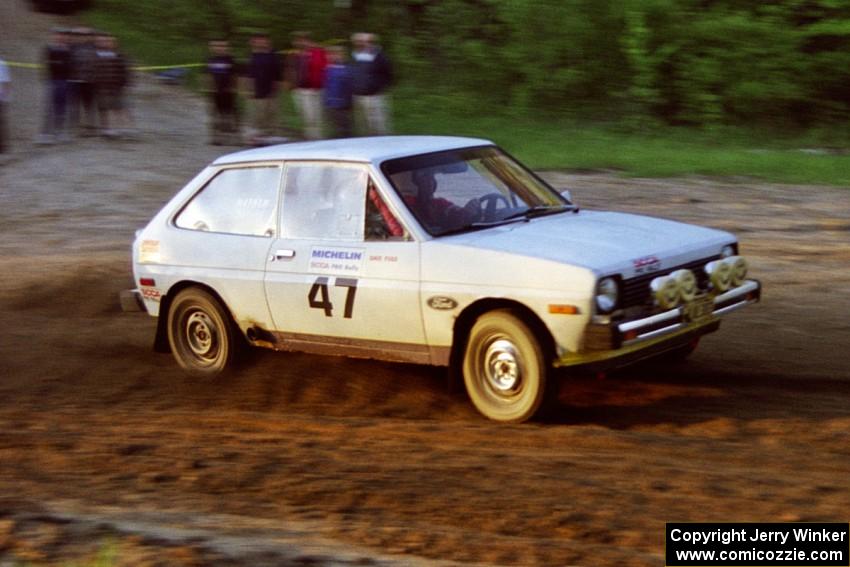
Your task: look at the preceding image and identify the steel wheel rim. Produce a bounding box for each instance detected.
[185,310,219,362]
[481,337,523,397]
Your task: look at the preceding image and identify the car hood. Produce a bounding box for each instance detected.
[440,210,732,277]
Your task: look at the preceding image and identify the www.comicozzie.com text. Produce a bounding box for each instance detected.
[670,526,848,546]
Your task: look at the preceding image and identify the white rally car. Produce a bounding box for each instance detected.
[121,136,760,422]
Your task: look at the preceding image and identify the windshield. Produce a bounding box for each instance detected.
[381,146,570,237]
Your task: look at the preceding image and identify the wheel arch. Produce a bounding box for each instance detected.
[153,280,241,353]
[449,298,556,372]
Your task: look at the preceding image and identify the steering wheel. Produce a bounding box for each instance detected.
[478,193,511,222]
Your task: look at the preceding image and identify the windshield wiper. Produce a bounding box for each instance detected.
[500,204,572,222]
[469,216,530,229]
[435,205,574,237]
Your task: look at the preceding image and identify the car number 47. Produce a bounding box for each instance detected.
[308,277,358,318]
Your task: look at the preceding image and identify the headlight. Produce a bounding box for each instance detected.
[595,277,619,313]
[705,260,732,292]
[721,244,736,258]
[651,275,681,310]
[670,269,697,302]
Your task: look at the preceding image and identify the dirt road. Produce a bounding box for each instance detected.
[2,2,850,565]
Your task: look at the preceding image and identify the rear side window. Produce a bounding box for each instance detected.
[281,163,367,240]
[175,166,281,237]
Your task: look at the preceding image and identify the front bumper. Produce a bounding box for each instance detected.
[617,279,760,346]
[555,279,761,370]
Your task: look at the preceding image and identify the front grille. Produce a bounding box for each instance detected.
[620,256,719,309]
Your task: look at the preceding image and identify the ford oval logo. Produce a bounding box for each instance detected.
[427,296,458,310]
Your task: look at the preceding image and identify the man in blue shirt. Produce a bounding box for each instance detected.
[323,46,353,138]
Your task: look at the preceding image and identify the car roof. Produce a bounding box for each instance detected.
[212,135,494,166]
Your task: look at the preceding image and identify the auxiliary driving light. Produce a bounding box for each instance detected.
[723,255,748,287]
[670,269,698,302]
[651,275,681,310]
[705,260,732,292]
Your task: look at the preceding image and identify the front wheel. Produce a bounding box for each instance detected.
[167,288,240,377]
[462,310,552,423]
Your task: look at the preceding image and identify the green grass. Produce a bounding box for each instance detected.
[82,8,850,187]
[393,96,850,186]
[512,128,850,186]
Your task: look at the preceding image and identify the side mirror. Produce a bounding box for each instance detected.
[560,189,573,203]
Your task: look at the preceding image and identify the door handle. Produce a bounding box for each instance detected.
[271,249,296,261]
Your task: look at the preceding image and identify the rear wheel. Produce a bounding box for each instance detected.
[462,310,552,423]
[167,288,240,377]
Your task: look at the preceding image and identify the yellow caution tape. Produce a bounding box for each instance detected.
[6,40,349,71]
[7,62,44,69]
[133,63,207,71]
[5,61,207,71]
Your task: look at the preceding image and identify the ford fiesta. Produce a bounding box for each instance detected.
[121,136,761,423]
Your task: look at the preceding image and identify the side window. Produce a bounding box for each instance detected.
[175,166,280,237]
[281,164,367,240]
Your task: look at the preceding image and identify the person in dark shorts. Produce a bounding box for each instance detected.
[94,33,130,137]
[206,39,240,145]
[0,57,10,154]
[243,32,282,144]
[68,27,98,136]
[38,28,72,144]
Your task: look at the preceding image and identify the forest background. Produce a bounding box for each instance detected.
[82,0,850,184]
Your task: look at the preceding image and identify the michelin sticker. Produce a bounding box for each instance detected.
[310,246,364,275]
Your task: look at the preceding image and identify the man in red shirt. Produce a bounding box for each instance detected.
[290,31,327,140]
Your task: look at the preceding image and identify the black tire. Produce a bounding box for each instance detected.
[462,309,551,423]
[167,288,240,377]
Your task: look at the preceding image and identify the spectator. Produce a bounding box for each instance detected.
[206,39,240,145]
[94,33,131,138]
[290,31,327,140]
[0,56,9,154]
[38,28,72,144]
[351,32,393,135]
[244,32,282,145]
[68,27,98,136]
[322,46,353,139]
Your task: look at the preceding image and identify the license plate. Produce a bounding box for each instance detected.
[683,295,714,323]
